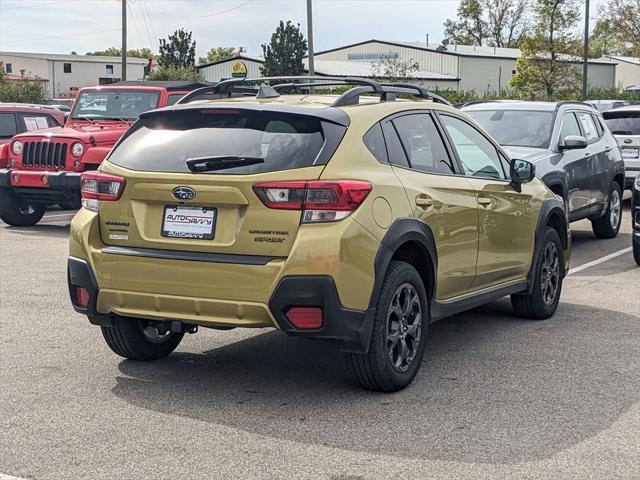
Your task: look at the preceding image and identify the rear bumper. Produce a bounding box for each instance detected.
[0,168,81,190]
[67,257,374,352]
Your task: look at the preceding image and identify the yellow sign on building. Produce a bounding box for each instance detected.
[231,61,248,78]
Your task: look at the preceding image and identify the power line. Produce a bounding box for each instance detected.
[135,0,155,48]
[17,28,121,43]
[0,1,67,11]
[141,0,159,48]
[144,0,255,20]
[127,1,146,47]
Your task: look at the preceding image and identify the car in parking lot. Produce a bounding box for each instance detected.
[0,103,65,168]
[463,101,625,239]
[0,81,208,226]
[67,77,569,392]
[586,99,630,112]
[632,175,640,265]
[602,105,640,189]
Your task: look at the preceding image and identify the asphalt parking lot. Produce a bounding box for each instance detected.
[1,200,638,480]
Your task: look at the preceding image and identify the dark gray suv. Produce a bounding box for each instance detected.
[463,101,625,238]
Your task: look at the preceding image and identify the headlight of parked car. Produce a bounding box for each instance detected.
[71,142,84,158]
[12,140,22,155]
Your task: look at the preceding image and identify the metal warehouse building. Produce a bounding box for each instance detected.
[0,51,148,99]
[198,39,617,93]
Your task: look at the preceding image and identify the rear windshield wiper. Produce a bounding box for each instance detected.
[186,155,265,173]
[611,130,634,135]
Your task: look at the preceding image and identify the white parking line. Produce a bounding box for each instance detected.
[567,247,633,275]
[0,473,28,480]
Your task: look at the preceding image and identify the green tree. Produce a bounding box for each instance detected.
[158,29,196,69]
[86,47,155,58]
[0,63,48,103]
[444,0,487,46]
[598,0,640,57]
[261,21,307,77]
[146,66,202,81]
[198,47,237,65]
[510,0,582,99]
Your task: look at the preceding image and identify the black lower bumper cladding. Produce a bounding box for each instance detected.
[67,257,114,326]
[268,276,375,353]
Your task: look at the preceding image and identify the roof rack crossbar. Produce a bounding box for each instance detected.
[331,84,452,107]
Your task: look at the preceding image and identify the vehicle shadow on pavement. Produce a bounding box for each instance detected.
[112,299,640,465]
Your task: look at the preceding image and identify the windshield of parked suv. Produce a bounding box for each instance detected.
[466,109,555,148]
[603,111,640,135]
[70,90,160,121]
[107,109,330,174]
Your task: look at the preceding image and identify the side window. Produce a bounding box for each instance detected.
[63,63,72,73]
[392,113,455,175]
[167,93,185,106]
[592,114,604,137]
[577,112,598,142]
[560,112,582,140]
[0,113,18,138]
[440,114,505,180]
[47,114,62,127]
[381,121,409,168]
[363,123,388,163]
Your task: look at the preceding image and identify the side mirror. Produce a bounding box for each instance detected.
[510,159,536,192]
[559,135,587,150]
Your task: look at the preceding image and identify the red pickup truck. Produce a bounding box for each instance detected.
[0,81,208,226]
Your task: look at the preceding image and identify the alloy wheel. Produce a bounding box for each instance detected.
[609,190,621,230]
[540,242,560,305]
[386,283,422,373]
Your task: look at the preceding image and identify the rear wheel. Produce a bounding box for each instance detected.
[591,183,622,239]
[344,261,428,392]
[511,227,563,320]
[101,316,184,361]
[0,188,46,226]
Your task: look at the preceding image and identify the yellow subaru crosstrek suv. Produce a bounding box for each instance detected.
[68,77,570,392]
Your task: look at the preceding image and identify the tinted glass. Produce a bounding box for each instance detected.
[71,90,160,120]
[576,112,598,141]
[363,123,388,163]
[167,93,186,106]
[560,112,582,138]
[466,109,554,148]
[108,109,331,174]
[382,121,409,168]
[441,115,505,180]
[603,111,640,135]
[393,114,454,174]
[0,113,17,138]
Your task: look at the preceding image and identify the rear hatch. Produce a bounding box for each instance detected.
[603,110,640,168]
[95,105,348,258]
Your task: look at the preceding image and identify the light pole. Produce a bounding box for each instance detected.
[122,0,127,81]
[582,0,589,100]
[306,0,314,77]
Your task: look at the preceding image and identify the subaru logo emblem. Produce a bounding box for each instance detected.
[173,186,196,200]
[624,139,633,144]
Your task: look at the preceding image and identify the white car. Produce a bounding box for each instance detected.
[603,106,640,189]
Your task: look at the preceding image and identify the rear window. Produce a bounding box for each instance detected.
[108,109,342,174]
[603,111,640,135]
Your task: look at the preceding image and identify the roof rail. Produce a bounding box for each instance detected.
[555,100,592,110]
[175,76,451,107]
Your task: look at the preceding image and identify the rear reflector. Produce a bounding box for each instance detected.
[253,180,372,223]
[75,287,90,308]
[80,171,126,212]
[285,307,323,329]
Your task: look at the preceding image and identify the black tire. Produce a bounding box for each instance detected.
[633,239,640,266]
[101,316,184,361]
[0,188,46,226]
[344,261,429,392]
[511,227,564,320]
[591,182,622,239]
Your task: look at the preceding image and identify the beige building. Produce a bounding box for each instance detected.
[598,56,640,89]
[0,51,148,99]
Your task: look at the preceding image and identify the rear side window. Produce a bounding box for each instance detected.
[22,115,51,131]
[0,113,17,138]
[603,111,640,135]
[576,112,598,141]
[363,123,388,163]
[393,113,454,175]
[108,109,341,174]
[167,93,185,106]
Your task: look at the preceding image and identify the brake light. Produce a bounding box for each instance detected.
[286,307,323,329]
[253,180,372,223]
[80,171,126,212]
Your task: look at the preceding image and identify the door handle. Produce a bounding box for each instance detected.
[415,196,433,208]
[477,197,492,206]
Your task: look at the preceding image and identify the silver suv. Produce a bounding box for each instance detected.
[603,105,640,189]
[463,101,625,239]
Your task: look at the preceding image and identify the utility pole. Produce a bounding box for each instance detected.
[306,0,314,77]
[121,0,127,81]
[582,0,589,100]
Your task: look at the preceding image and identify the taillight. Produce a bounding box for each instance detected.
[253,180,372,223]
[80,171,126,212]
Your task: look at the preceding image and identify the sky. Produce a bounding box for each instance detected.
[0,0,606,58]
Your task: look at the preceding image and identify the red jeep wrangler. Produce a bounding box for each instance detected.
[0,81,208,226]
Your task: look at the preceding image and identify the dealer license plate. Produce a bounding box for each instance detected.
[161,205,216,240]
